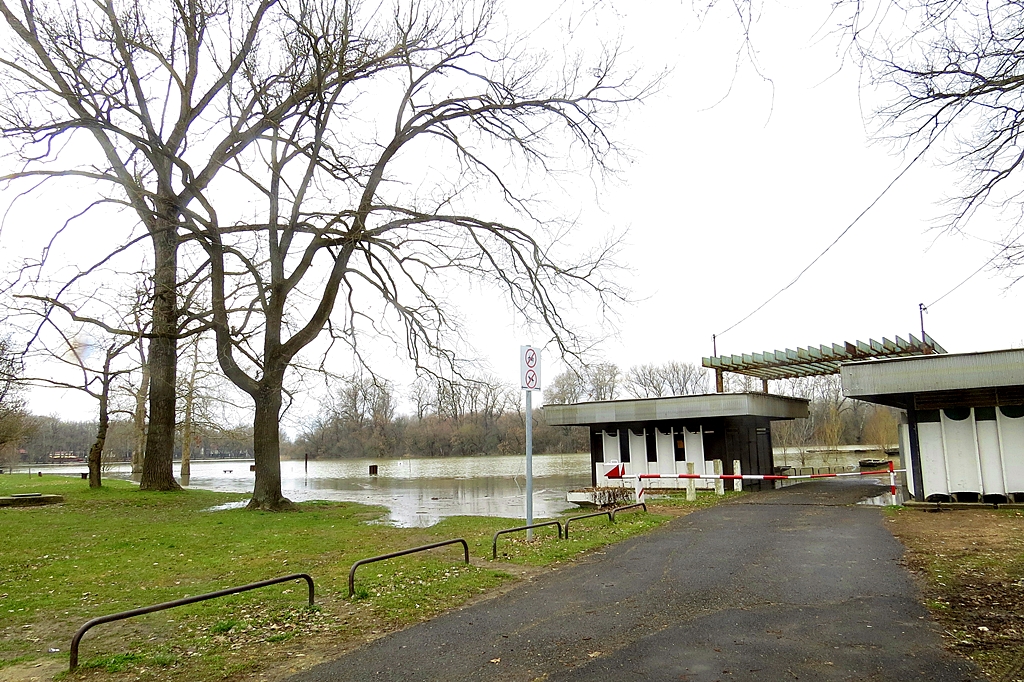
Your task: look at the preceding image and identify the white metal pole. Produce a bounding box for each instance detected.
[525,389,534,540]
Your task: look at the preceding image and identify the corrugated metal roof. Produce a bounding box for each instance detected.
[701,334,945,380]
[542,392,809,426]
[841,348,1024,397]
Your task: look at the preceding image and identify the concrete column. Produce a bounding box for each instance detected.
[686,461,696,502]
[714,459,724,496]
[733,459,742,491]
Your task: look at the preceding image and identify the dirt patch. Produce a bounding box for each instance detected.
[0,658,65,682]
[887,507,1024,682]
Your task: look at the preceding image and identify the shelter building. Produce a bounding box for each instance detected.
[544,333,944,495]
[543,393,809,490]
[841,348,1024,503]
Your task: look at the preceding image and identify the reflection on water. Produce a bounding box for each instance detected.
[33,453,592,527]
[857,488,906,506]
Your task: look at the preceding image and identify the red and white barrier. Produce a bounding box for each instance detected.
[605,461,901,498]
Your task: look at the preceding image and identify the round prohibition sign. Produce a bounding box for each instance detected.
[524,369,539,389]
[524,348,538,368]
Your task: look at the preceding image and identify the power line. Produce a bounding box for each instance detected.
[715,133,941,340]
[926,243,1012,309]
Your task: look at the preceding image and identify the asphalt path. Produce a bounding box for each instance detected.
[288,480,984,682]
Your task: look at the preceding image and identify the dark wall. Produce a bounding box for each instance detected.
[585,417,779,490]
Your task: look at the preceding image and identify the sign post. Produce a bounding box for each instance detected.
[520,345,541,539]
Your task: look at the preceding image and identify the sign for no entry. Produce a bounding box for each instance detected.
[520,345,541,391]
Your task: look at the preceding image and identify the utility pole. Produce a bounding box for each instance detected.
[919,303,930,352]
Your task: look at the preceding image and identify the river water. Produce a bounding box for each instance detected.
[27,453,593,527]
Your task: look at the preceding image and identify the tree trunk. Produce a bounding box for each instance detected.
[248,382,293,511]
[132,358,149,474]
[88,381,110,489]
[180,340,199,483]
[140,217,181,491]
[180,392,192,482]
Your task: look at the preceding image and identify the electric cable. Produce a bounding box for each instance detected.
[714,130,944,340]
[926,242,1013,309]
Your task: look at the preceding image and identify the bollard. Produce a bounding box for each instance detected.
[732,459,742,492]
[686,462,696,501]
[713,460,724,496]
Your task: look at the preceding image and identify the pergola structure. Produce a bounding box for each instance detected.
[702,333,946,392]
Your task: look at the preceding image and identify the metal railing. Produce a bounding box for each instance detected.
[348,538,469,598]
[564,510,612,539]
[69,573,314,670]
[491,521,563,559]
[610,502,647,521]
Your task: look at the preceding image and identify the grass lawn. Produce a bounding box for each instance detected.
[0,473,726,681]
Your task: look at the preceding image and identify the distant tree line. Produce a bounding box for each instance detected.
[1,356,901,469]
[293,374,588,459]
[541,363,900,453]
[11,416,255,465]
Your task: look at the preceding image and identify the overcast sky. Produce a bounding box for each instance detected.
[7,0,1021,426]
[466,0,1023,390]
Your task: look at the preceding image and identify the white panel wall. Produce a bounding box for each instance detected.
[975,419,1005,497]
[683,426,703,471]
[656,428,676,475]
[919,422,948,498]
[941,411,982,494]
[598,431,623,487]
[908,408,1024,500]
[997,410,1024,494]
[683,426,712,488]
[628,429,648,475]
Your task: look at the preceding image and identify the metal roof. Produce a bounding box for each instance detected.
[543,392,809,426]
[841,348,1024,409]
[701,334,946,381]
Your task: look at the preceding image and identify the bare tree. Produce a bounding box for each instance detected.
[0,0,352,491]
[409,377,435,421]
[624,363,666,398]
[661,361,710,395]
[861,403,899,450]
[843,0,1024,270]
[544,363,622,403]
[10,295,141,486]
[544,370,587,404]
[624,361,709,398]
[128,335,150,475]
[0,336,32,468]
[194,1,645,509]
[585,363,622,401]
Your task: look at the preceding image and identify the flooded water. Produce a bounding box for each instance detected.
[26,453,592,527]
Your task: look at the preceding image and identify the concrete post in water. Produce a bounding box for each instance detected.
[714,459,725,496]
[733,459,742,492]
[686,462,696,501]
